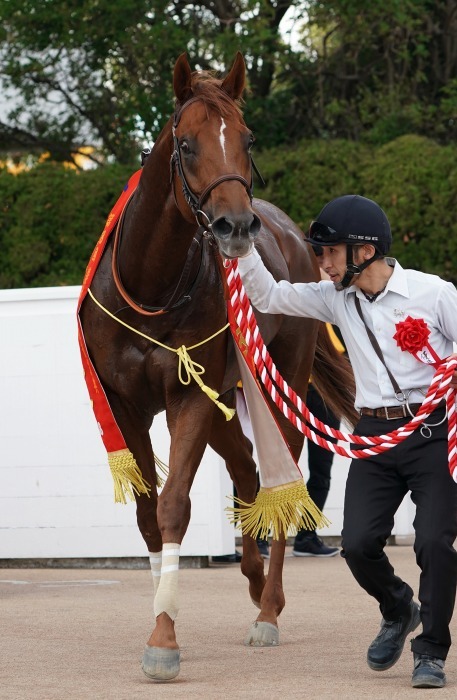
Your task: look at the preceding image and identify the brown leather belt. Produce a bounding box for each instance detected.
[359,403,422,420]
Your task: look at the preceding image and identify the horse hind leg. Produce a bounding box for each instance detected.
[244,534,286,647]
[209,406,285,647]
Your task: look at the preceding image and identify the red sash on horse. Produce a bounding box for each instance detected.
[77,170,151,503]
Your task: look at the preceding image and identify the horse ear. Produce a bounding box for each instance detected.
[173,52,193,103]
[221,52,246,100]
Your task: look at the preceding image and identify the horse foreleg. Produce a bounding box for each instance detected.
[143,403,212,681]
[244,533,286,647]
[142,543,181,681]
[103,396,178,680]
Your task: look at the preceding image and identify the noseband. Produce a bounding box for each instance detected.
[170,96,263,229]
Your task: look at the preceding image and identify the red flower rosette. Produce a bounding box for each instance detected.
[393,316,440,365]
[394,316,430,353]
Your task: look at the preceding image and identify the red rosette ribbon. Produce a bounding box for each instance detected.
[393,316,441,365]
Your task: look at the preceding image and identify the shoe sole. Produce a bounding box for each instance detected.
[411,676,446,689]
[368,603,421,671]
[292,550,339,558]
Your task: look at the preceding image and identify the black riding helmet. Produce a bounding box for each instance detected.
[306,195,392,290]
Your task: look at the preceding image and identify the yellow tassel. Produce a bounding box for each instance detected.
[108,448,151,504]
[177,345,235,421]
[226,479,330,540]
[154,454,169,487]
[201,383,236,421]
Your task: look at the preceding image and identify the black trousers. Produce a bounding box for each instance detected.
[341,409,457,659]
[296,385,340,541]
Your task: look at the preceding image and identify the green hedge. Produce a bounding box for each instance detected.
[256,135,457,283]
[1,134,456,288]
[0,163,132,288]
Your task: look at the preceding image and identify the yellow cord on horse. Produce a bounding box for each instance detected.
[87,288,235,421]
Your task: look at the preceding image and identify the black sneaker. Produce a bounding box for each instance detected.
[212,551,242,563]
[256,537,270,559]
[292,534,339,558]
[412,653,446,688]
[367,600,421,671]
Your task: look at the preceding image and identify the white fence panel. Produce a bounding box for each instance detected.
[0,287,234,559]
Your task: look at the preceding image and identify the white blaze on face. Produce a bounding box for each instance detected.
[219,118,227,162]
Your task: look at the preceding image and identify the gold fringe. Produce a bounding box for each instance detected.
[226,479,330,540]
[108,448,151,504]
[154,454,169,487]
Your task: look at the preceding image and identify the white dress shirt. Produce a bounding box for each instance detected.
[238,248,457,410]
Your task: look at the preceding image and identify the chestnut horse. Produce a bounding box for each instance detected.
[79,52,355,681]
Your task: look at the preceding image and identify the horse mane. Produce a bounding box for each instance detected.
[175,71,244,119]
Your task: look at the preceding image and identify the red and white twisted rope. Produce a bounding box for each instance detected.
[225,258,457,481]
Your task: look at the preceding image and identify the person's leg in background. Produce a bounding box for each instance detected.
[293,385,340,557]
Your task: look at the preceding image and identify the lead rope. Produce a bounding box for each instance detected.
[224,259,457,482]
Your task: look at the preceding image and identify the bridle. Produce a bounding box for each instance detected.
[170,96,264,231]
[111,95,264,316]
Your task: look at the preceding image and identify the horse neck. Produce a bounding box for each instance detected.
[117,132,198,306]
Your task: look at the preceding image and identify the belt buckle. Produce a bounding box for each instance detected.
[384,405,406,420]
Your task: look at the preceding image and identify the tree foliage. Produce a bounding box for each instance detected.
[297,0,457,144]
[0,1,456,164]
[0,0,294,165]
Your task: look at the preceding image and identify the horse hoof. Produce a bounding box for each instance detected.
[141,645,181,681]
[244,621,279,647]
[250,597,261,610]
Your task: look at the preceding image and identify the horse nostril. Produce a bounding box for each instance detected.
[250,214,261,236]
[212,217,234,238]
[212,213,261,239]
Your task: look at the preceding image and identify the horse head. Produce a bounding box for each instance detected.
[172,52,261,258]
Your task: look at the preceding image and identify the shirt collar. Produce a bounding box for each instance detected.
[346,258,410,299]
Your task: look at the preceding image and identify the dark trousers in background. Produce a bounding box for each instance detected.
[295,385,340,541]
[341,410,457,659]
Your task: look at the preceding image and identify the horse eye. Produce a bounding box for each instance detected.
[248,134,255,152]
[179,140,191,155]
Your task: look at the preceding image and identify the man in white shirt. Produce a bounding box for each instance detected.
[236,194,457,689]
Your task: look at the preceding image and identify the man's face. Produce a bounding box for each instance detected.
[320,244,370,287]
[319,244,348,286]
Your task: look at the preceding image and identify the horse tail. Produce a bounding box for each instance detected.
[310,322,359,429]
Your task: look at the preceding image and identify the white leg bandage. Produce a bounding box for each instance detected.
[153,543,180,621]
[148,551,162,599]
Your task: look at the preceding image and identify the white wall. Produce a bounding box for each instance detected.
[0,287,414,561]
[0,287,235,559]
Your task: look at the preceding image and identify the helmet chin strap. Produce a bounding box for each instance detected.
[334,246,380,291]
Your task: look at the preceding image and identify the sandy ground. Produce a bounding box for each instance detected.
[1,545,456,699]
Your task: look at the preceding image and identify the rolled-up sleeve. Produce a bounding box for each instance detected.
[237,248,333,322]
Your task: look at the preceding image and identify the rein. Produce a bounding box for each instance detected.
[111,188,206,317]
